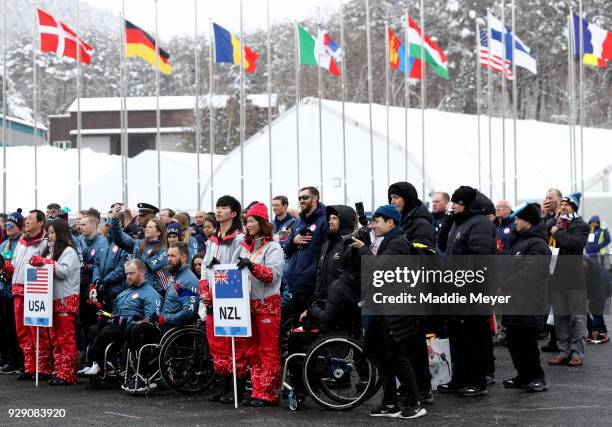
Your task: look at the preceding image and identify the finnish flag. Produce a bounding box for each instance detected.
[488,14,537,75]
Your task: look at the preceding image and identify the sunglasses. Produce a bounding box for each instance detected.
[298,195,313,201]
[5,223,15,229]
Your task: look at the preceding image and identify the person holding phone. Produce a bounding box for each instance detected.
[541,189,562,224]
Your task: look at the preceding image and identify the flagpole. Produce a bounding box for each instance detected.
[76,0,82,211]
[578,0,585,210]
[154,0,161,209]
[316,11,323,199]
[365,0,374,210]
[500,0,506,200]
[194,0,202,211]
[340,10,347,205]
[266,0,273,213]
[476,22,482,192]
[567,10,575,193]
[2,0,7,212]
[384,20,390,189]
[119,9,125,205]
[239,0,245,206]
[419,0,426,200]
[294,22,301,189]
[32,0,38,209]
[209,18,215,210]
[511,0,517,205]
[121,0,128,205]
[404,8,409,182]
[486,8,493,199]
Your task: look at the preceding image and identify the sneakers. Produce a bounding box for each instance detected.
[458,385,488,397]
[526,379,548,392]
[502,377,527,389]
[547,356,569,366]
[84,362,101,376]
[399,405,427,419]
[369,404,401,418]
[77,366,92,375]
[437,381,461,393]
[418,390,434,405]
[567,355,583,366]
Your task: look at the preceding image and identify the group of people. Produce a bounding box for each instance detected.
[0,183,608,420]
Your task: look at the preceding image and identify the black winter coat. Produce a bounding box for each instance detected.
[547,215,590,290]
[388,181,436,248]
[444,191,497,256]
[500,221,551,329]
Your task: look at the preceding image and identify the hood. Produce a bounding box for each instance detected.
[403,202,433,224]
[517,220,548,241]
[466,190,495,216]
[388,182,420,212]
[326,205,357,236]
[300,202,327,223]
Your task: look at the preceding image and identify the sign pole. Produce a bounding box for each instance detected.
[35,327,39,387]
[231,337,238,409]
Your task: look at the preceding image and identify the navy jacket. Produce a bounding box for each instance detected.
[160,266,200,326]
[112,280,161,326]
[282,203,329,295]
[494,216,516,254]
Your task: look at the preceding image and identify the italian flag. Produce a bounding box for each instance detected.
[407,16,449,80]
[298,24,341,76]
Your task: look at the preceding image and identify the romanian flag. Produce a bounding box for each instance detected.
[573,12,612,67]
[213,23,259,73]
[125,20,173,75]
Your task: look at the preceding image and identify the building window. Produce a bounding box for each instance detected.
[53,140,71,150]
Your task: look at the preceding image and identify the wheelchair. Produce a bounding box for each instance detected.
[281,323,380,411]
[88,324,215,395]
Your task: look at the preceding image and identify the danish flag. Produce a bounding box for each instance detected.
[37,8,93,64]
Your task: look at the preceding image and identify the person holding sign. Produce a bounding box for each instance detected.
[110,205,168,296]
[232,202,284,407]
[11,210,51,381]
[30,219,81,385]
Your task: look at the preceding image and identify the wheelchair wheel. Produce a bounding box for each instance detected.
[159,328,215,394]
[302,336,375,411]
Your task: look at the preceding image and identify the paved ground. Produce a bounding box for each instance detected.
[0,332,610,426]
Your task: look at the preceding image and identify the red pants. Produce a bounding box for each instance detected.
[206,314,249,377]
[244,313,281,402]
[13,295,52,375]
[50,312,78,384]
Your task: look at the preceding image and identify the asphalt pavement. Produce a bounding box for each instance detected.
[0,331,610,426]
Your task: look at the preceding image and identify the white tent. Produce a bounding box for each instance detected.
[203,98,612,211]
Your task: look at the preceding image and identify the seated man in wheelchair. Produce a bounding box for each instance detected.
[80,259,161,378]
[120,241,200,393]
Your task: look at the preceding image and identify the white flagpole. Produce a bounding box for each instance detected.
[267,0,273,212]
[578,0,585,210]
[32,0,38,209]
[500,0,506,200]
[239,0,245,206]
[486,8,493,199]
[476,22,482,192]
[404,8,409,182]
[119,10,125,205]
[2,0,7,212]
[419,0,426,199]
[340,10,347,204]
[35,327,39,387]
[76,0,82,211]
[194,0,202,211]
[511,0,517,205]
[209,19,215,210]
[316,13,323,199]
[294,22,301,189]
[154,0,161,209]
[568,11,575,193]
[384,20,390,189]
[365,0,374,210]
[121,0,128,205]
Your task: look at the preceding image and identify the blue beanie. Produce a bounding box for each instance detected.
[166,222,181,237]
[374,204,401,225]
[562,192,581,212]
[7,208,24,229]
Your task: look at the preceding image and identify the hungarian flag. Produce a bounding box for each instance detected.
[388,27,422,79]
[298,24,341,76]
[125,20,173,75]
[37,8,93,64]
[406,16,449,80]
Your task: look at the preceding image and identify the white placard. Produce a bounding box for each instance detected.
[24,264,54,327]
[212,264,251,337]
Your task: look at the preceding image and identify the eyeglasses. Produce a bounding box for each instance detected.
[298,195,313,201]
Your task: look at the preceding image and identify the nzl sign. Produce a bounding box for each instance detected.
[212,264,251,337]
[24,265,54,327]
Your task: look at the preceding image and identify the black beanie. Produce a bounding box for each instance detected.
[514,203,541,226]
[216,195,241,215]
[451,186,477,207]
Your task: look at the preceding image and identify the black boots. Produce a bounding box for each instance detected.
[208,375,231,402]
[220,376,246,404]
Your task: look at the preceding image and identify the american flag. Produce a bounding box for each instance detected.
[478,26,513,80]
[156,268,172,291]
[26,267,49,295]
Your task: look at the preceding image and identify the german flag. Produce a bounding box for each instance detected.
[125,20,172,75]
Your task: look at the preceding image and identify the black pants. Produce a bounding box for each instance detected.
[125,322,162,377]
[90,323,127,364]
[375,333,420,407]
[506,325,544,382]
[403,330,432,396]
[0,296,22,368]
[447,316,490,388]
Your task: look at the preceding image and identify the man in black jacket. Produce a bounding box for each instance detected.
[546,192,590,367]
[499,203,551,392]
[437,186,497,397]
[352,204,426,419]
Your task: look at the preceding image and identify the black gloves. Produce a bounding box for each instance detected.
[207,257,220,269]
[236,257,254,271]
